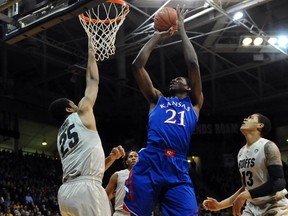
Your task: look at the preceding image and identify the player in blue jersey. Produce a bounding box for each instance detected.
[123,5,204,216]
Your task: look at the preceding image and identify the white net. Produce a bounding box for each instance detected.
[79,0,129,61]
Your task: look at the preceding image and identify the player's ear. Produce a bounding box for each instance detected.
[257,123,264,129]
[66,107,74,113]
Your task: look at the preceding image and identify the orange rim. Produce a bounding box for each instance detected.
[79,0,129,24]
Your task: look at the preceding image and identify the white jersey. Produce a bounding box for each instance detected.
[57,112,105,182]
[237,137,287,205]
[114,169,130,213]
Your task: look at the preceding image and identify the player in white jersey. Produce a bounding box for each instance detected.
[106,151,139,216]
[48,37,125,216]
[203,113,288,216]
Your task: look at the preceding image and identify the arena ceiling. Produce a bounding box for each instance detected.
[0,0,288,156]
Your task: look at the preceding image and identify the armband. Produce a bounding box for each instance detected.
[249,165,286,199]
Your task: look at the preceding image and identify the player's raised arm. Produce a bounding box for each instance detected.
[177,5,203,116]
[132,34,163,105]
[77,37,99,130]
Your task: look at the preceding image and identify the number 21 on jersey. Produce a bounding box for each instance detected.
[164,109,185,126]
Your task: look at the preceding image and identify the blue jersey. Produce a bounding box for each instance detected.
[147,96,198,154]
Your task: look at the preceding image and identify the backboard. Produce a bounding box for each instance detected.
[1,0,105,44]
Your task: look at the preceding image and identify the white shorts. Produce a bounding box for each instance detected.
[58,176,111,216]
[242,197,288,216]
[113,210,130,216]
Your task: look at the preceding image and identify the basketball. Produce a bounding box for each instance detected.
[154,7,178,34]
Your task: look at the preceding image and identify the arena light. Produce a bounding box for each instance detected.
[233,11,243,20]
[42,140,47,146]
[278,36,288,47]
[267,37,277,45]
[242,37,253,46]
[240,35,288,48]
[253,37,264,46]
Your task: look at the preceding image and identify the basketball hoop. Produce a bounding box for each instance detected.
[79,0,129,61]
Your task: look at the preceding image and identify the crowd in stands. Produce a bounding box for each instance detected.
[0,150,61,216]
[0,149,287,216]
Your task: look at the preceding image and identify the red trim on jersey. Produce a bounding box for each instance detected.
[123,203,131,213]
[129,169,134,201]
